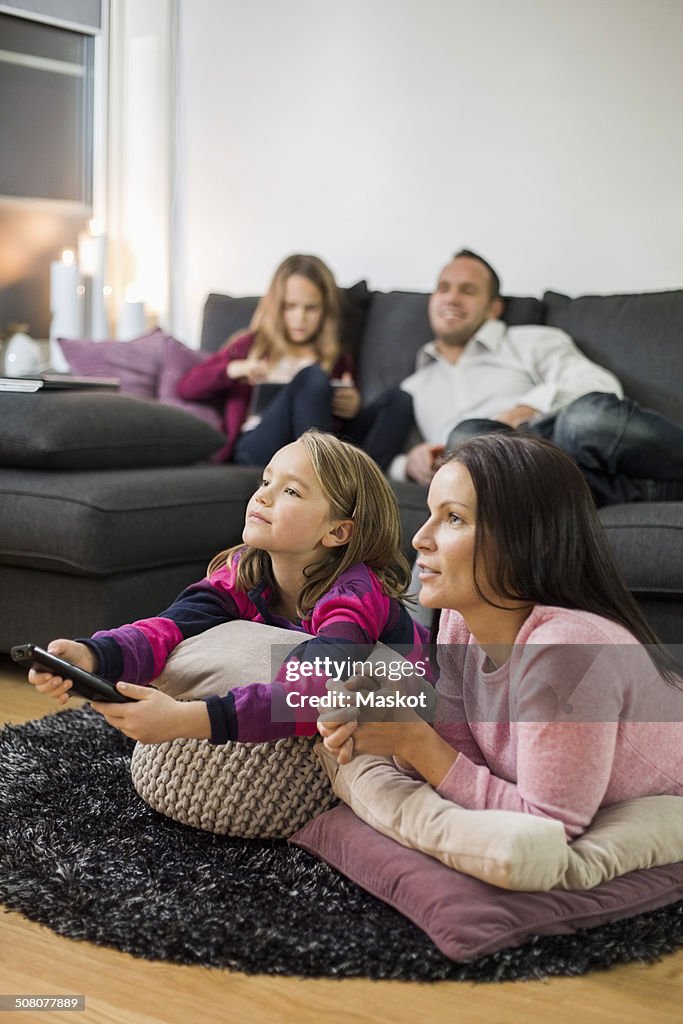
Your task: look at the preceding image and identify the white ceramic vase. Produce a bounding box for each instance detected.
[3,330,42,377]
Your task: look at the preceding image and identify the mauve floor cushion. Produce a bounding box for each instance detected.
[290,805,683,961]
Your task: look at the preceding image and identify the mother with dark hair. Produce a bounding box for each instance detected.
[319,433,683,839]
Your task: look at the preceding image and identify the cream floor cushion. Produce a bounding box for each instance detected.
[317,746,683,891]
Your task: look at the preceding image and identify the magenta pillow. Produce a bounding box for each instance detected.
[157,336,225,431]
[290,805,683,961]
[58,330,165,399]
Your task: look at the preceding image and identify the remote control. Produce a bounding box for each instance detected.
[11,643,135,703]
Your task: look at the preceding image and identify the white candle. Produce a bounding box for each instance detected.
[78,219,109,339]
[116,284,147,341]
[49,248,82,371]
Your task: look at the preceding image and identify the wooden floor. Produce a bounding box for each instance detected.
[1,656,682,1024]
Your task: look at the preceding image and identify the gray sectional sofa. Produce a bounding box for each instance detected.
[1,283,681,652]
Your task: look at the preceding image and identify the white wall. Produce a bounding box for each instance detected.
[173,0,683,346]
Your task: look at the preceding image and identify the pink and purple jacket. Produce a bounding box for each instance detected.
[433,605,683,838]
[177,332,355,462]
[82,559,429,744]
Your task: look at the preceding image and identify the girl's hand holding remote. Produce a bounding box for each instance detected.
[27,639,95,705]
[92,684,211,744]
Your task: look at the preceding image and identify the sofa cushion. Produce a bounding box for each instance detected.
[543,290,683,424]
[157,335,225,431]
[357,291,432,402]
[0,463,261,575]
[391,479,429,561]
[337,279,372,358]
[199,280,371,357]
[0,562,216,653]
[598,503,683,597]
[58,332,227,432]
[0,392,225,470]
[200,294,260,353]
[58,330,165,398]
[358,293,544,402]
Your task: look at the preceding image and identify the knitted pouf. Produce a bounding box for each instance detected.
[130,735,338,838]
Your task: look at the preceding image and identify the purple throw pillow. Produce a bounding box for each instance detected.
[156,336,225,432]
[290,805,683,961]
[58,330,165,399]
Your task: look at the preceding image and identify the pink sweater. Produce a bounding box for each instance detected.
[434,605,683,838]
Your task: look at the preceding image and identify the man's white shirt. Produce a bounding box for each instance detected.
[391,320,622,481]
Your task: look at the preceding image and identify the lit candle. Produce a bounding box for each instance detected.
[49,248,82,371]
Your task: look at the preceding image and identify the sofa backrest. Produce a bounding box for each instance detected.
[199,284,682,424]
[200,293,260,353]
[200,281,371,357]
[543,290,683,424]
[357,293,543,402]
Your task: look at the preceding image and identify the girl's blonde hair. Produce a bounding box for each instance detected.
[246,254,341,371]
[207,430,412,619]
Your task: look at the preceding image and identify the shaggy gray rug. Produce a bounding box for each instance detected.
[1,705,682,981]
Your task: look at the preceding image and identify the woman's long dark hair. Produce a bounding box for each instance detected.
[442,433,680,684]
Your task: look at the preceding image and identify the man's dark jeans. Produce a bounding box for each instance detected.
[445,392,683,506]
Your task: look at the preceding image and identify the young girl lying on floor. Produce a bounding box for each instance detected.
[28,431,428,744]
[319,433,683,838]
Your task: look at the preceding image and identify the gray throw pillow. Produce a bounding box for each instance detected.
[0,391,225,469]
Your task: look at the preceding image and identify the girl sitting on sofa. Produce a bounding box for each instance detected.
[27,431,429,745]
[177,253,413,470]
[319,433,683,839]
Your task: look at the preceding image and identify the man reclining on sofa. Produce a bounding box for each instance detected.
[391,249,683,507]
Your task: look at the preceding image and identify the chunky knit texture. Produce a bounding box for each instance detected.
[130,735,337,837]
